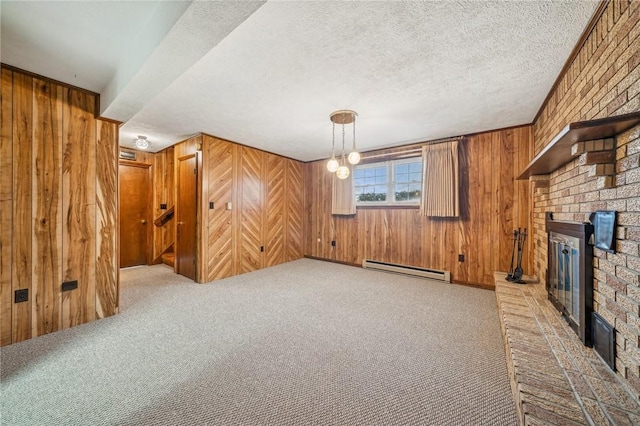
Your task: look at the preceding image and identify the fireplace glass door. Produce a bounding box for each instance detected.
[549,232,581,324]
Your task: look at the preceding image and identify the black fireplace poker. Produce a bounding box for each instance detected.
[506,228,527,284]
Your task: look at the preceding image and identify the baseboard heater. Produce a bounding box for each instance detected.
[362,259,451,282]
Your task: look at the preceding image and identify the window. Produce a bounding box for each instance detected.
[354,157,423,206]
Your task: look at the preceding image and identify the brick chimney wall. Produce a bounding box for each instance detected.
[532,0,640,397]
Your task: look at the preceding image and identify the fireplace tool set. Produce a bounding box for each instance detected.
[506,228,527,284]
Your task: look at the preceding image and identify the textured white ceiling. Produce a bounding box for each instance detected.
[1,1,599,161]
[1,1,191,93]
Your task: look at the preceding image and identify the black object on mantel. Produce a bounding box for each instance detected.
[589,210,617,253]
[518,111,640,180]
[506,228,527,284]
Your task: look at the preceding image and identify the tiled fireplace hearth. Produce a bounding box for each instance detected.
[494,273,640,425]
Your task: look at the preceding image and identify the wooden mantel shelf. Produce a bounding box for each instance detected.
[518,112,640,180]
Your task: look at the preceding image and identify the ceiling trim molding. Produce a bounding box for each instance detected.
[462,123,533,139]
[532,0,610,124]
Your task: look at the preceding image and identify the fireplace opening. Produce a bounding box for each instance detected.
[546,213,594,346]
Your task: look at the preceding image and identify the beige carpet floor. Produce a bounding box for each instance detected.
[1,258,516,425]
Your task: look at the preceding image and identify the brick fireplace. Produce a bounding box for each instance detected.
[530,0,640,398]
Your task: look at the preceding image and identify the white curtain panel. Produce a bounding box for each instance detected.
[331,165,356,215]
[420,140,460,217]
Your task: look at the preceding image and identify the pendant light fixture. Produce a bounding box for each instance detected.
[328,110,359,179]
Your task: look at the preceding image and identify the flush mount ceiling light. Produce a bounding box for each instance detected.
[327,110,359,179]
[135,135,150,150]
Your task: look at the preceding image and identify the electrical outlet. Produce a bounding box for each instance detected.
[260,246,264,252]
[331,240,336,247]
[62,280,78,292]
[14,289,28,303]
[160,203,167,210]
[458,254,464,262]
[209,201,214,209]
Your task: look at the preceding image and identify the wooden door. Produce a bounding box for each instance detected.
[176,154,197,280]
[119,163,150,268]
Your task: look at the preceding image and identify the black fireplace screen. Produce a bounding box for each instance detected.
[546,215,594,346]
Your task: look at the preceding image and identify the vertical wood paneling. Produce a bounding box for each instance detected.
[285,159,304,262]
[303,163,313,256]
[480,133,493,284]
[62,89,96,329]
[1,67,119,347]
[518,126,534,274]
[239,147,264,273]
[0,70,12,202]
[456,139,471,283]
[265,154,285,267]
[151,147,175,261]
[205,137,235,281]
[12,72,33,343]
[498,131,514,273]
[491,132,503,275]
[0,200,11,345]
[95,120,119,318]
[305,127,533,287]
[32,79,63,336]
[1,69,13,346]
[467,135,481,284]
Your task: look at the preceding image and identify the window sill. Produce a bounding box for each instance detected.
[356,205,420,210]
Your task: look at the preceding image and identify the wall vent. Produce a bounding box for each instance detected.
[362,259,451,282]
[592,312,615,370]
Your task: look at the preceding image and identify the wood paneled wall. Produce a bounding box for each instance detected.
[201,135,304,282]
[304,126,533,287]
[0,67,119,346]
[152,147,175,260]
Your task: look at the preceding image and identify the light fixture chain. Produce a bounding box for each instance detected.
[352,114,356,150]
[341,119,346,164]
[332,122,336,158]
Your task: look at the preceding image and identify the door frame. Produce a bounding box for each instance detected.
[176,153,198,280]
[118,161,153,267]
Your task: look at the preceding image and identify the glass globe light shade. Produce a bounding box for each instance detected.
[327,158,339,172]
[336,165,350,180]
[135,136,149,150]
[348,151,361,165]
